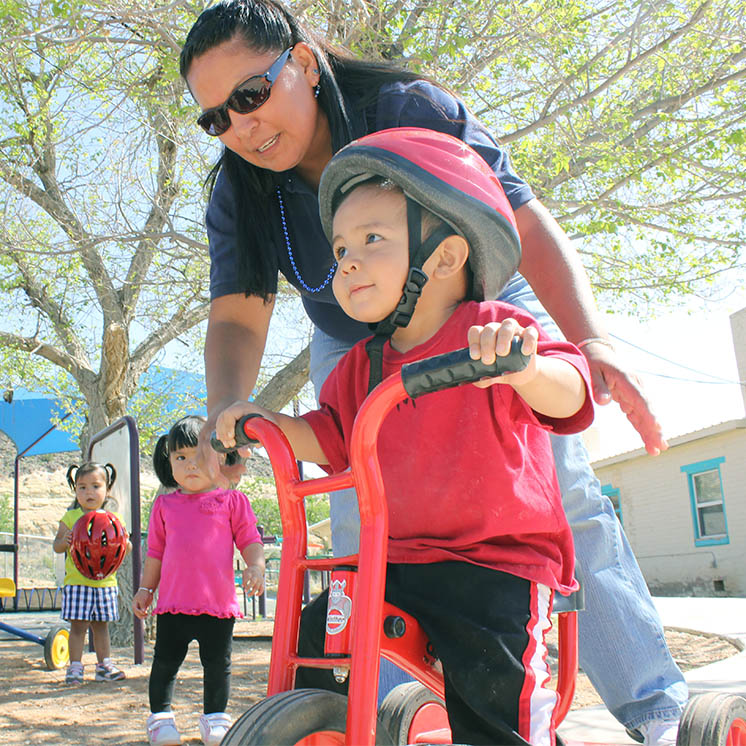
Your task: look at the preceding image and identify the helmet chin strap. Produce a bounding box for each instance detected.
[364,198,454,393]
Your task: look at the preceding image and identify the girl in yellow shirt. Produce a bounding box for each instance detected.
[53,462,131,684]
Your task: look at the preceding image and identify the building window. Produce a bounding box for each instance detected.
[601,484,622,524]
[680,457,729,546]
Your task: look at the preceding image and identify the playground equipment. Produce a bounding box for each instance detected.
[87,416,144,663]
[0,576,69,670]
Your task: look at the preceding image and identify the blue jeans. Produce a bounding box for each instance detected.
[308,274,688,729]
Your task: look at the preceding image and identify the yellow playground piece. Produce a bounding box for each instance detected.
[0,577,69,669]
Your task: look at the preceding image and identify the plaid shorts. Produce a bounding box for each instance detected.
[61,585,120,622]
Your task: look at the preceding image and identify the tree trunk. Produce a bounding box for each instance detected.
[255,344,311,411]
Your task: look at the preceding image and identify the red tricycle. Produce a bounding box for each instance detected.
[213,345,746,746]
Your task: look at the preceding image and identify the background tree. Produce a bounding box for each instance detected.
[313,0,746,306]
[0,0,744,452]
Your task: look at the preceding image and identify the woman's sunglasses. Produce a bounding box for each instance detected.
[197,47,294,137]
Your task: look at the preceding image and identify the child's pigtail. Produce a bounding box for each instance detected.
[66,464,81,509]
[153,434,177,488]
[66,464,79,492]
[103,463,117,490]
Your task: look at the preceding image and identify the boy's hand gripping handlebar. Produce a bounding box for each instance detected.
[210,339,530,453]
[400,337,529,399]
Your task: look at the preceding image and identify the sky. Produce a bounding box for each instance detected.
[584,293,746,461]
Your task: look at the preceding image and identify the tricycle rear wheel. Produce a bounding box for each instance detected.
[378,681,449,744]
[677,692,746,746]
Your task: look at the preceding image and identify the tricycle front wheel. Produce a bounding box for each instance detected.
[222,689,394,746]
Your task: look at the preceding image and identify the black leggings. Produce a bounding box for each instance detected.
[296,562,553,746]
[149,613,235,714]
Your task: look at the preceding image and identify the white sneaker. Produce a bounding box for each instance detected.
[65,662,84,685]
[199,712,232,745]
[641,719,679,746]
[146,712,181,746]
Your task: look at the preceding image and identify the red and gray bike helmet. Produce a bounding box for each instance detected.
[318,127,522,390]
[71,510,128,581]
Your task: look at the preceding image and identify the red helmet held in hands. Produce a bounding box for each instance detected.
[71,510,128,580]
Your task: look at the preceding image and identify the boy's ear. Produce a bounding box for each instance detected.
[427,234,469,279]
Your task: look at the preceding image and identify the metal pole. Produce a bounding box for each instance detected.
[257,526,266,618]
[293,399,308,606]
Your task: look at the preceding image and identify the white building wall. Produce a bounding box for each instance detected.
[730,307,746,415]
[594,427,746,596]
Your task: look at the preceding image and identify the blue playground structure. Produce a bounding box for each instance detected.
[0,388,78,668]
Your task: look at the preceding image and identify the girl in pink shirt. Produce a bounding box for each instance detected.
[132,415,265,746]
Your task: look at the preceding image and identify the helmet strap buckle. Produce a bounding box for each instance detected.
[390,267,428,328]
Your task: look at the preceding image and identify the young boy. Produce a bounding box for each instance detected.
[215,128,594,745]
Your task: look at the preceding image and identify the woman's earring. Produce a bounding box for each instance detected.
[314,83,321,99]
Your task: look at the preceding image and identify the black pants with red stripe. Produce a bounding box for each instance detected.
[296,561,555,746]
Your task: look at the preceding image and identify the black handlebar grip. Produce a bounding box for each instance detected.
[210,413,263,453]
[401,338,530,399]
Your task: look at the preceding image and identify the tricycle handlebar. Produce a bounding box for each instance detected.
[210,338,529,455]
[401,338,529,398]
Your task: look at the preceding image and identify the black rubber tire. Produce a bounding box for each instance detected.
[378,681,447,745]
[222,688,395,745]
[677,692,746,745]
[43,623,69,670]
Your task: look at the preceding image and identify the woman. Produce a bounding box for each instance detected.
[180,2,686,743]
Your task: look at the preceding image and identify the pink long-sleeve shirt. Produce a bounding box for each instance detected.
[147,488,262,618]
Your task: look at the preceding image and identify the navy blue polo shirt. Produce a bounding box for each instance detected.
[206,79,535,345]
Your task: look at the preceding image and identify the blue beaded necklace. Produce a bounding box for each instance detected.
[276,187,336,293]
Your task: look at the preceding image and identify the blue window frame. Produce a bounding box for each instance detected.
[680,457,729,546]
[601,484,623,524]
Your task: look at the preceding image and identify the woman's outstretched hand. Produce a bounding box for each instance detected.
[582,342,668,456]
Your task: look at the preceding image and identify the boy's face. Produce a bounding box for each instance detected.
[331,185,410,324]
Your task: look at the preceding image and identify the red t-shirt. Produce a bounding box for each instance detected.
[302,301,594,593]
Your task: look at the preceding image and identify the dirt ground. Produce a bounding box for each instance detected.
[0,616,740,745]
[2,450,742,742]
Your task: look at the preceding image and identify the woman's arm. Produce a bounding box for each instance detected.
[514,198,667,454]
[197,292,276,485]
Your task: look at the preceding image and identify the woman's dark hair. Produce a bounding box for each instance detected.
[152,415,206,488]
[180,0,440,301]
[66,462,118,510]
